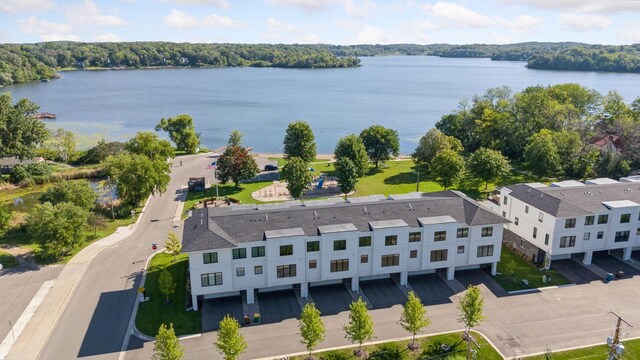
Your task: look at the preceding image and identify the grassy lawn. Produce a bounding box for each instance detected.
[135,252,201,337]
[494,244,570,291]
[268,157,332,167]
[182,180,271,217]
[526,338,640,359]
[290,331,502,360]
[0,250,19,268]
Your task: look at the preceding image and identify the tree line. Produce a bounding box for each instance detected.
[0,42,361,85]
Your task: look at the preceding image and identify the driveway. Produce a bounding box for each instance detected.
[551,259,603,284]
[201,296,244,332]
[593,253,640,279]
[310,283,352,316]
[258,290,300,324]
[360,278,406,309]
[409,273,453,305]
[456,269,507,297]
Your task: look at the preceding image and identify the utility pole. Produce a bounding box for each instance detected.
[413,171,420,192]
[608,311,633,360]
[107,176,115,220]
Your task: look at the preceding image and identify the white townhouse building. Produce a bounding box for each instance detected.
[183,191,508,310]
[499,179,640,265]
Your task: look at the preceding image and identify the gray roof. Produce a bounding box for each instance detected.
[182,190,509,252]
[506,183,640,217]
[0,157,43,167]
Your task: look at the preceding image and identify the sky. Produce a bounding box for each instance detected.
[1,0,640,45]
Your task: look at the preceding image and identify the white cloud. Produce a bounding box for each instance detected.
[558,13,611,32]
[266,17,321,43]
[616,21,640,43]
[266,0,334,13]
[67,0,129,26]
[93,32,122,42]
[160,0,229,9]
[496,15,543,34]
[417,20,434,31]
[164,9,240,28]
[515,0,640,14]
[353,25,387,44]
[18,16,79,41]
[423,2,493,28]
[343,0,377,18]
[0,0,54,13]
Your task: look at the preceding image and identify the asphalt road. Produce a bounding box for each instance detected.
[39,154,216,360]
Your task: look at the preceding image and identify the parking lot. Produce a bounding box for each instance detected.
[310,283,353,316]
[592,253,640,279]
[551,259,603,284]
[456,269,507,297]
[409,274,453,305]
[360,278,407,309]
[258,289,301,324]
[201,296,244,332]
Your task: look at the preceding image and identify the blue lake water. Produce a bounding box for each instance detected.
[2,56,640,153]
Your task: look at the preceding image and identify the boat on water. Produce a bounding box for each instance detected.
[35,112,56,119]
[40,79,50,82]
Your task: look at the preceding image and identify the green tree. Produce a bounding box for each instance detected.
[360,125,400,168]
[334,134,369,177]
[102,153,171,206]
[0,204,11,232]
[299,302,325,359]
[39,180,99,210]
[399,291,430,350]
[281,157,313,199]
[283,121,317,163]
[26,202,88,259]
[38,128,78,163]
[597,152,630,179]
[155,114,200,154]
[77,140,125,164]
[216,146,260,188]
[458,285,486,360]
[87,212,108,236]
[152,323,184,360]
[467,148,511,189]
[335,157,358,199]
[165,231,181,262]
[158,268,175,303]
[125,131,175,161]
[215,315,247,360]
[0,93,49,159]
[228,130,243,147]
[343,297,374,357]
[524,130,561,178]
[413,128,463,172]
[431,149,465,189]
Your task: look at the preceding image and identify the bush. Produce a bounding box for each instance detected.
[9,163,52,184]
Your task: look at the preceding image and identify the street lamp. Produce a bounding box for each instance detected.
[413,171,420,192]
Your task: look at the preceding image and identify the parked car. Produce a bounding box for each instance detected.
[264,164,278,171]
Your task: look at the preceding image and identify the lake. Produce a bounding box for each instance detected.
[2,56,640,154]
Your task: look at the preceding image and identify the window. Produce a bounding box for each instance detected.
[477,245,494,257]
[252,246,265,258]
[544,234,549,245]
[538,212,544,223]
[254,265,263,275]
[597,231,604,239]
[236,267,245,277]
[385,235,398,246]
[201,272,222,287]
[309,260,317,269]
[598,214,608,224]
[232,248,246,259]
[585,215,594,226]
[381,254,400,267]
[620,213,631,223]
[409,232,421,242]
[307,241,320,252]
[560,236,576,248]
[410,250,418,258]
[533,227,537,239]
[203,252,218,264]
[430,249,448,262]
[637,228,640,236]
[457,245,465,254]
[481,227,493,237]
[280,245,293,256]
[333,240,347,251]
[565,218,576,228]
[503,196,508,205]
[434,231,447,241]
[361,254,368,263]
[457,228,469,238]
[502,211,506,218]
[330,259,349,272]
[520,239,524,247]
[525,205,529,214]
[514,217,519,226]
[614,231,630,242]
[583,233,591,241]
[359,236,371,247]
[276,264,296,278]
